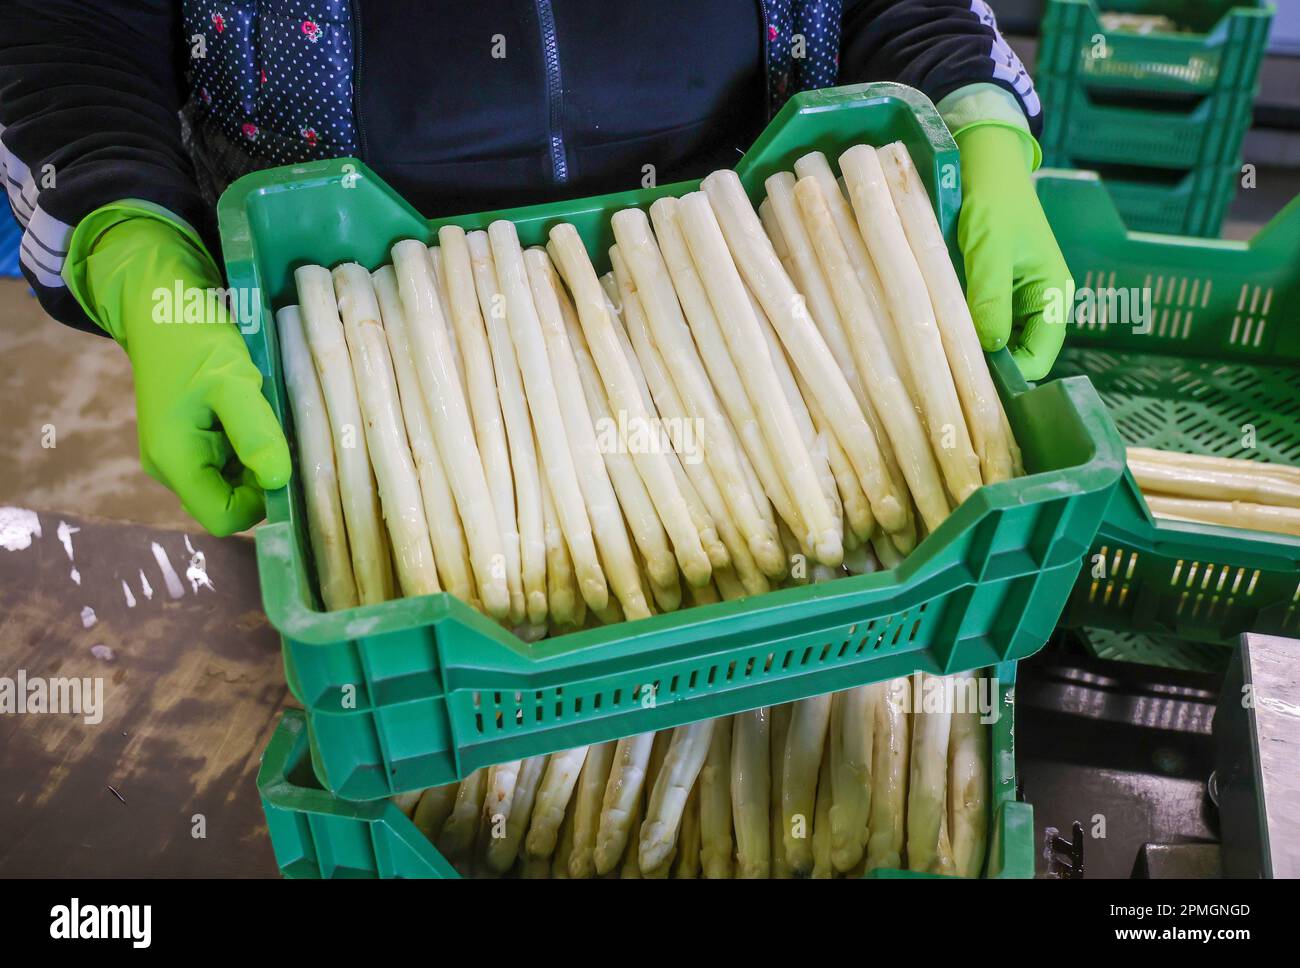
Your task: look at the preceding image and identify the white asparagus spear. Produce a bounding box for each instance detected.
[829,684,878,872]
[466,231,547,624]
[276,306,359,610]
[759,195,867,405]
[392,789,422,817]
[436,766,487,861]
[760,180,870,415]
[518,854,550,878]
[551,793,578,878]
[411,783,459,842]
[934,795,959,876]
[866,676,911,871]
[391,240,509,617]
[1129,455,1300,507]
[907,672,953,873]
[765,188,927,551]
[769,703,794,878]
[611,248,763,589]
[878,142,1016,484]
[618,791,645,879]
[612,209,783,576]
[484,754,548,873]
[439,227,526,621]
[745,284,847,546]
[568,740,618,878]
[639,718,716,871]
[811,741,835,879]
[1128,446,1300,484]
[731,707,771,878]
[752,201,878,544]
[594,732,655,875]
[563,296,680,596]
[524,247,650,619]
[605,278,739,575]
[794,175,953,533]
[793,151,913,390]
[949,692,990,878]
[713,565,749,602]
[687,577,721,606]
[332,263,441,598]
[546,224,712,587]
[1146,494,1300,536]
[488,222,609,612]
[699,715,735,879]
[372,266,477,604]
[614,264,770,596]
[674,190,849,563]
[700,172,907,541]
[538,459,577,626]
[640,730,676,878]
[782,692,833,874]
[649,198,812,550]
[427,246,464,390]
[294,265,392,604]
[791,161,933,538]
[840,145,983,503]
[478,759,521,870]
[526,745,590,859]
[761,191,913,546]
[672,783,703,878]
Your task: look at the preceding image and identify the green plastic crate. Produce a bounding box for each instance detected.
[257,663,1034,879]
[1093,159,1241,236]
[220,82,1124,801]
[1072,627,1230,672]
[1037,1,1271,236]
[1039,169,1300,644]
[1037,1,1274,96]
[1039,84,1254,172]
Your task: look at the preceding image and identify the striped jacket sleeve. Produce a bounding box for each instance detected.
[0,0,210,334]
[840,0,1042,136]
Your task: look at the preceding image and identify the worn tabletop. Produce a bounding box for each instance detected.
[0,508,289,877]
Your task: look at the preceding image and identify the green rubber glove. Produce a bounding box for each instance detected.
[66,205,290,535]
[955,124,1073,380]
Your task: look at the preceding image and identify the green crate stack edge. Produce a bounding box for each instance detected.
[258,662,1033,879]
[1037,0,1274,236]
[220,82,1125,802]
[1038,168,1300,647]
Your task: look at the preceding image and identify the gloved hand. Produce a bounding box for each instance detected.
[954,123,1073,380]
[67,206,290,535]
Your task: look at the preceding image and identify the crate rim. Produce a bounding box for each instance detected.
[220,83,1127,650]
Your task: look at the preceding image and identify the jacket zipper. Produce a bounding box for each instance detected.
[758,0,772,120]
[350,0,369,160]
[534,0,569,184]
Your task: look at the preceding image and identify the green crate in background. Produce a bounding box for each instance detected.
[1071,626,1231,672]
[1039,83,1253,172]
[1094,159,1241,237]
[1039,169,1300,645]
[220,83,1124,801]
[1037,1,1274,96]
[1036,1,1272,237]
[256,663,1034,879]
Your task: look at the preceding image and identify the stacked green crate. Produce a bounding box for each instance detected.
[1038,169,1300,648]
[1037,0,1274,236]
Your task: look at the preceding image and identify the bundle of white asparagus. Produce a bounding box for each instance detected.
[276,141,1021,631]
[1129,447,1300,537]
[394,671,995,878]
